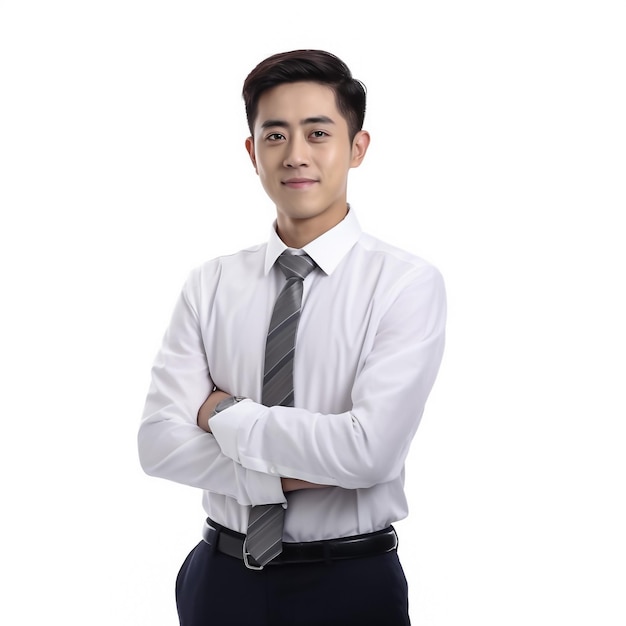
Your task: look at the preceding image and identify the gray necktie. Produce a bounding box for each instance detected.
[244,252,316,568]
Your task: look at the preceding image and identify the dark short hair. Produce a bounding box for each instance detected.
[242,49,367,141]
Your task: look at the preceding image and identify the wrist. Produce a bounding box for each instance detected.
[198,390,231,433]
[210,395,246,417]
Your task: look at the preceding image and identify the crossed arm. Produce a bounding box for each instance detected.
[140,263,446,502]
[197,389,325,493]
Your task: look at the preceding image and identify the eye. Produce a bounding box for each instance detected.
[266,132,286,141]
[310,130,329,140]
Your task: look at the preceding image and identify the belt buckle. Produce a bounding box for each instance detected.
[242,537,264,571]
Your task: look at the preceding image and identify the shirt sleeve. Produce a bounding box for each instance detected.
[137,270,286,506]
[210,264,446,490]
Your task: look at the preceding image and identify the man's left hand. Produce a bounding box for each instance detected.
[197,389,231,433]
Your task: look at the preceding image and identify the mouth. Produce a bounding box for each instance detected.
[282,178,318,190]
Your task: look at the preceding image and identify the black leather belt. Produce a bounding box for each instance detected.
[202,518,398,569]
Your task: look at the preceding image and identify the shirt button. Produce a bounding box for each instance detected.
[269,466,276,474]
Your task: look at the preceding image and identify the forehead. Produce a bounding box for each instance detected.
[254,81,346,129]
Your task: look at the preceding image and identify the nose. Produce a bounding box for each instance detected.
[283,134,309,168]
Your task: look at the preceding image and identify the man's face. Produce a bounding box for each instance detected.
[246,81,369,245]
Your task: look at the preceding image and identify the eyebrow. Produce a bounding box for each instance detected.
[260,115,336,130]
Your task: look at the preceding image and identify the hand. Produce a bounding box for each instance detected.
[197,389,231,433]
[281,478,327,492]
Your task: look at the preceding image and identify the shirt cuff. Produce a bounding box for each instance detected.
[241,467,286,506]
[211,399,266,468]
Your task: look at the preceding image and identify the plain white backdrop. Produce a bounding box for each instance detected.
[1,1,625,624]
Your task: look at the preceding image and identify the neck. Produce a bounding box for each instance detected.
[276,204,348,249]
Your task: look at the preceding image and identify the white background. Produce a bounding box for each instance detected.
[1,1,625,624]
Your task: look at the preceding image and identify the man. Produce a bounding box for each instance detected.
[139,49,446,625]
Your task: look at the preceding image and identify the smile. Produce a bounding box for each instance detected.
[282,178,318,189]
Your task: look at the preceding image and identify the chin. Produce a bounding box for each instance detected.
[277,200,320,218]
[283,206,328,221]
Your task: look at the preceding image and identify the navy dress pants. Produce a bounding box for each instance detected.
[176,539,411,626]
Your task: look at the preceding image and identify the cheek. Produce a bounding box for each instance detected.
[253,158,268,180]
[322,145,351,170]
[256,167,280,198]
[255,152,279,180]
[257,167,274,187]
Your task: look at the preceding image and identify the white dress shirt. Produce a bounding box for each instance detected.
[139,208,446,542]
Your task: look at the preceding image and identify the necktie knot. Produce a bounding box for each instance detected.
[277,253,316,281]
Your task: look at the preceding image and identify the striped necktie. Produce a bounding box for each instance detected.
[244,252,316,568]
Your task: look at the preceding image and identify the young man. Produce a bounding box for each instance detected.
[139,49,446,626]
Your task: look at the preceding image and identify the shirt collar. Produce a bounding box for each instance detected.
[264,207,362,276]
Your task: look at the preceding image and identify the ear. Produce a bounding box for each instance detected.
[349,130,371,169]
[245,136,258,174]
